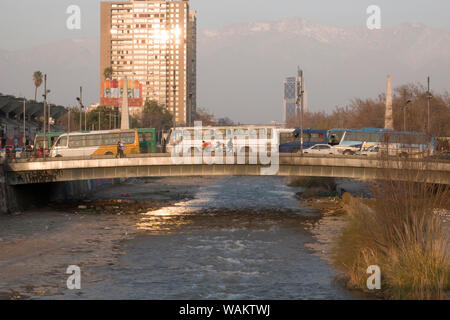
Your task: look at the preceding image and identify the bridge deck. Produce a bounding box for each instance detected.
[3,154,450,185]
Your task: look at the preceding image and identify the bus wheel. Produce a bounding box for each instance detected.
[55,155,63,158]
[105,152,114,156]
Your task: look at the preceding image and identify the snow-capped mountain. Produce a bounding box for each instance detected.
[0,18,449,123]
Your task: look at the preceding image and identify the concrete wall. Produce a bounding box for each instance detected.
[0,164,118,215]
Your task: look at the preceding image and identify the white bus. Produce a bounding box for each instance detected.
[50,130,140,158]
[166,126,279,156]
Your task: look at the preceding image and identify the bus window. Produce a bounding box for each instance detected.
[121,132,135,144]
[144,132,153,141]
[85,134,99,147]
[69,135,84,148]
[310,133,324,143]
[56,136,68,147]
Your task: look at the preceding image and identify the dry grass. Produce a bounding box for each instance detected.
[333,159,450,300]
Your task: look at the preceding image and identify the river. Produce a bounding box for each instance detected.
[49,176,354,299]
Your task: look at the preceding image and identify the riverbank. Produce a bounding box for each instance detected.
[0,177,217,299]
[296,174,450,300]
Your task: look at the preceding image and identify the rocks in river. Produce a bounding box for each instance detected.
[57,199,170,216]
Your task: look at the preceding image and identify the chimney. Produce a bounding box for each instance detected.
[384,75,394,130]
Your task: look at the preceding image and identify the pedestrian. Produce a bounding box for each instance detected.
[120,141,126,158]
[116,141,124,158]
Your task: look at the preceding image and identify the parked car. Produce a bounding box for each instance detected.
[303,144,339,155]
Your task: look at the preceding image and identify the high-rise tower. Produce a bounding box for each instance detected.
[100,0,197,125]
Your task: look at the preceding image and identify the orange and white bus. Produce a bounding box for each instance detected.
[50,130,140,158]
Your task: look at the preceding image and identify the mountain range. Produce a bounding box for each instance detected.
[1,18,449,123]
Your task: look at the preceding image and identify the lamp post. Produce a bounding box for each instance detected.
[42,74,51,157]
[68,108,71,133]
[295,68,305,155]
[23,98,26,146]
[426,77,432,135]
[403,100,411,132]
[76,87,84,132]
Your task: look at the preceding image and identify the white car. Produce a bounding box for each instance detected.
[303,144,339,155]
[358,145,380,157]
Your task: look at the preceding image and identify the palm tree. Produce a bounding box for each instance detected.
[33,71,43,101]
[103,67,113,80]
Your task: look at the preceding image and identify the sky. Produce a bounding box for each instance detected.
[0,0,449,123]
[1,0,449,50]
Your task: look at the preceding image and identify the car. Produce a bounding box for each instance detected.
[303,144,339,155]
[358,144,380,157]
[430,151,450,161]
[334,143,363,155]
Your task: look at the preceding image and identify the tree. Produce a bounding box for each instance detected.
[216,117,235,126]
[287,83,449,137]
[194,108,216,126]
[141,100,173,131]
[33,71,43,101]
[103,67,113,80]
[57,106,119,132]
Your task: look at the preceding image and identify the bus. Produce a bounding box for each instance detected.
[279,129,328,153]
[166,126,279,155]
[34,132,65,150]
[136,128,157,154]
[50,129,140,158]
[328,128,431,156]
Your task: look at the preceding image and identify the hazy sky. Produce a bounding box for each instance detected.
[0,1,449,123]
[1,0,449,50]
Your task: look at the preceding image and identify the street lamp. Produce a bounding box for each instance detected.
[22,98,26,146]
[402,100,411,132]
[76,87,84,132]
[426,77,432,135]
[41,74,50,156]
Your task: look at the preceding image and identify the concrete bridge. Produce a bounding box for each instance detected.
[3,154,450,185]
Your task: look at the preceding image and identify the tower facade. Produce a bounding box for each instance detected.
[100,0,197,125]
[283,68,307,124]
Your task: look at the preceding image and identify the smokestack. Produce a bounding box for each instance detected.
[384,75,394,130]
[121,76,130,130]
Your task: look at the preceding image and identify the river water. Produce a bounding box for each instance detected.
[55,176,354,299]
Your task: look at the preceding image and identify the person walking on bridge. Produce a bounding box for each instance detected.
[116,141,126,158]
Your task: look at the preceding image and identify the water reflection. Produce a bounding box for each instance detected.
[137,177,313,235]
[137,204,196,235]
[44,177,354,299]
